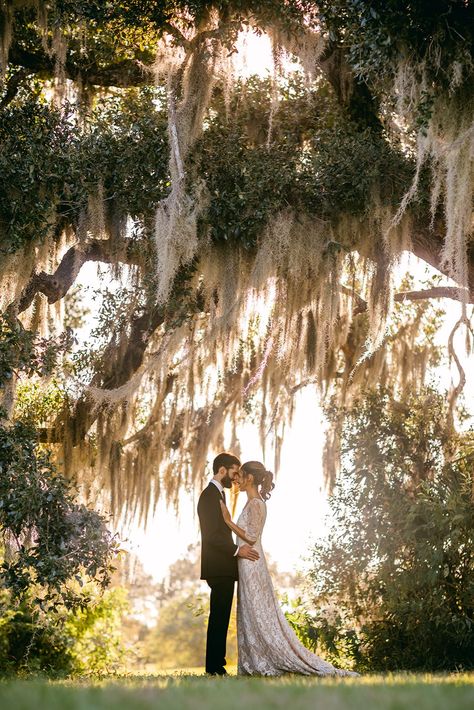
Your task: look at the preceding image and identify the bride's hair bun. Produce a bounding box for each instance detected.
[241,461,275,501]
[260,469,275,501]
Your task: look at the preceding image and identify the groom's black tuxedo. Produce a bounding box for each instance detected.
[197,482,238,674]
[198,482,238,580]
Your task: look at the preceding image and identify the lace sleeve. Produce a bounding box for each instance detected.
[246,498,266,542]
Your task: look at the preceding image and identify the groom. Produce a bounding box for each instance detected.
[197,451,259,675]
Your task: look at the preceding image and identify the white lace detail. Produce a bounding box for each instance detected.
[236,498,358,677]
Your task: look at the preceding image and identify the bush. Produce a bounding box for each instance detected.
[0,586,128,677]
[0,414,122,675]
[65,587,129,676]
[0,591,75,677]
[303,388,474,671]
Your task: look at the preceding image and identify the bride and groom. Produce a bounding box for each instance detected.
[197,452,358,677]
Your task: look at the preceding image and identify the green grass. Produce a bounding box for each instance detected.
[0,671,473,710]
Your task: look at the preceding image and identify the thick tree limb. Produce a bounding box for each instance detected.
[317,43,383,130]
[345,284,474,317]
[24,237,158,446]
[8,44,153,88]
[395,287,473,304]
[17,238,143,314]
[412,226,474,299]
[412,227,474,293]
[38,300,166,446]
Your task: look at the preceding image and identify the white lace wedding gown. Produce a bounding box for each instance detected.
[236,497,358,677]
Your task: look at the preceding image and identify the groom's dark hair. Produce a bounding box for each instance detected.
[213,452,241,474]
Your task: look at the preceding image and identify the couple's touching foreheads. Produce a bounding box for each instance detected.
[197,452,359,677]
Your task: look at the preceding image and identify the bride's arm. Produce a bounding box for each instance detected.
[220,501,257,545]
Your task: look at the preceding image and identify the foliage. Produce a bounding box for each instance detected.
[14,379,66,428]
[70,285,148,386]
[284,592,363,671]
[0,0,471,529]
[0,585,128,677]
[64,587,128,675]
[143,591,237,669]
[317,1,474,87]
[0,589,75,676]
[0,312,71,386]
[192,75,417,250]
[0,416,118,608]
[303,387,474,671]
[73,89,169,226]
[300,124,416,217]
[0,99,70,253]
[51,1,317,39]
[197,122,300,249]
[0,416,121,664]
[0,69,418,256]
[0,89,169,252]
[0,412,125,675]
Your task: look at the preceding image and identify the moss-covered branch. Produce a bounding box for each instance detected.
[16,238,144,314]
[8,43,154,88]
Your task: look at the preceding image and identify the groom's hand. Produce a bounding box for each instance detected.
[237,544,259,561]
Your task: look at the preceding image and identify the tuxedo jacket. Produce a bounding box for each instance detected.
[197,482,238,581]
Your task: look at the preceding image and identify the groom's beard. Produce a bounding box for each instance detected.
[221,472,233,488]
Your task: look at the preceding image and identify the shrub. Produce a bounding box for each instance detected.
[304,388,474,671]
[0,415,121,675]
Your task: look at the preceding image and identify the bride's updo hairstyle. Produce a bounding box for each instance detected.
[241,461,275,501]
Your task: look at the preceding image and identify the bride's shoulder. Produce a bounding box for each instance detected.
[249,497,266,507]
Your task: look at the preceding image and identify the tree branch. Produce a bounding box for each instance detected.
[412,226,474,295]
[38,300,166,446]
[395,287,473,303]
[16,238,144,314]
[8,44,153,88]
[446,312,474,428]
[344,284,474,317]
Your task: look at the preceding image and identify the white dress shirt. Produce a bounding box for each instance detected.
[210,478,224,496]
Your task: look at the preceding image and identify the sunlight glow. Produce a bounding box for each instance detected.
[233,30,274,78]
[118,251,474,586]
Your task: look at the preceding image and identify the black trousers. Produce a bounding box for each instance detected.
[205,576,235,674]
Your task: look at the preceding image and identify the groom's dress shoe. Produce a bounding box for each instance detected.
[207,669,227,676]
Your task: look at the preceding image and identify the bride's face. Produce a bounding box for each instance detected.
[235,470,250,491]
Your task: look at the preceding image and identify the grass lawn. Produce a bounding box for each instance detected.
[0,670,473,710]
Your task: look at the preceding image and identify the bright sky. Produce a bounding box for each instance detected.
[234,30,274,77]
[121,386,328,582]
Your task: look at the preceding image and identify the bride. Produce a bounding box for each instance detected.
[220,460,359,677]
